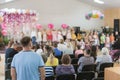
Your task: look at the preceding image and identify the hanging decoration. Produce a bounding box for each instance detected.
[85,10,104,20]
[0,8,38,38]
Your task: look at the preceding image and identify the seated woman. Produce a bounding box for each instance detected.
[45,49,59,66]
[77,49,94,73]
[95,47,112,71]
[75,45,84,58]
[55,54,75,75]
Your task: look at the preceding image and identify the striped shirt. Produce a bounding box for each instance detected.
[45,66,54,77]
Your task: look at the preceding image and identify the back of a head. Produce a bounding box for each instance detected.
[60,39,64,44]
[84,49,91,55]
[54,43,58,48]
[77,45,81,49]
[12,43,18,50]
[101,47,109,55]
[61,54,71,64]
[20,36,31,47]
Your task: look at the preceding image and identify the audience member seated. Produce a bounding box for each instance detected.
[41,54,54,77]
[91,45,97,61]
[75,45,84,58]
[112,37,120,50]
[35,44,43,55]
[45,51,59,66]
[64,39,73,54]
[55,54,75,75]
[77,49,94,73]
[53,43,62,56]
[95,47,112,71]
[5,43,18,63]
[57,39,67,54]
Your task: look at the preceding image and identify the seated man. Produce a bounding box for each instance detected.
[77,49,94,73]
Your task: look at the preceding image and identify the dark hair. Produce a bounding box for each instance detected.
[77,45,81,49]
[53,43,58,48]
[85,49,91,55]
[61,54,71,64]
[20,36,31,47]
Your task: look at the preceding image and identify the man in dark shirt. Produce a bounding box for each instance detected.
[5,43,18,63]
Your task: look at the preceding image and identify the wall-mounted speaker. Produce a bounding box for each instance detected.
[114,19,120,33]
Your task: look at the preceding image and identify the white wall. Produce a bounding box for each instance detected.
[0,0,104,30]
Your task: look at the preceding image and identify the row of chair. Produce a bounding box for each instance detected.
[46,72,104,80]
[5,70,103,80]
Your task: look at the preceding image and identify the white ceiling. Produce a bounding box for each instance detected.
[80,0,120,9]
[0,0,120,9]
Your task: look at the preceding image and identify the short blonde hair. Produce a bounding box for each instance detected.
[101,47,109,55]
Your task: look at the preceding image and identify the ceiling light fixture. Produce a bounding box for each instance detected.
[0,0,14,4]
[94,0,104,4]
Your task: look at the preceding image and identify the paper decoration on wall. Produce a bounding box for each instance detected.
[0,8,38,36]
[85,10,104,20]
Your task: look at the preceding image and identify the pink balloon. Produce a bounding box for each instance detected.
[48,24,54,29]
[61,24,68,29]
[36,24,42,29]
[1,30,7,36]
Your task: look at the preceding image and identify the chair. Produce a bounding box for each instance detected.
[55,56,62,60]
[93,77,104,80]
[69,54,75,58]
[56,74,75,80]
[52,66,56,74]
[45,76,54,80]
[6,63,11,69]
[71,58,79,64]
[5,69,11,80]
[73,64,79,73]
[76,71,95,80]
[82,64,97,72]
[99,62,114,71]
[78,54,84,58]
[98,71,104,77]
[7,58,13,63]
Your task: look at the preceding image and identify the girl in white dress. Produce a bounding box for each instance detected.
[42,29,47,42]
[37,30,42,44]
[52,29,58,42]
[57,29,63,42]
[66,29,71,40]
[105,34,110,49]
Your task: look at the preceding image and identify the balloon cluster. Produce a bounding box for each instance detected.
[85,10,104,20]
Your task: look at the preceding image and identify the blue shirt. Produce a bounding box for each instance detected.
[54,48,62,56]
[11,51,44,80]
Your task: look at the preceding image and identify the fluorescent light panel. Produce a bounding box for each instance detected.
[94,0,104,4]
[0,0,14,4]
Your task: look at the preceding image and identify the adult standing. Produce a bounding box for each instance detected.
[11,36,45,80]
